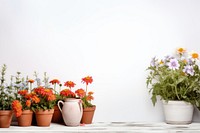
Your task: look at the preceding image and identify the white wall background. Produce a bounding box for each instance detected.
[1,0,200,122]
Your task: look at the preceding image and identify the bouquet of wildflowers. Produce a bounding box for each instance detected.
[146,48,200,107]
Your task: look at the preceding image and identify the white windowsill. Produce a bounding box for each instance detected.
[1,122,200,132]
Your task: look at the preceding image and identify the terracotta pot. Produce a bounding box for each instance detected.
[17,110,33,126]
[81,106,96,124]
[58,98,83,126]
[52,105,63,123]
[0,110,13,128]
[35,109,54,127]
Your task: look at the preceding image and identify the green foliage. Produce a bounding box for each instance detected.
[31,100,56,111]
[55,93,63,104]
[0,64,14,110]
[146,49,200,109]
[82,96,93,108]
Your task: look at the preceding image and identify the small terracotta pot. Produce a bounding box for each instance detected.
[81,106,96,124]
[17,110,33,126]
[35,109,54,127]
[0,110,13,128]
[52,105,63,123]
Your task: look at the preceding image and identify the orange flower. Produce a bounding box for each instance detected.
[86,95,94,101]
[47,94,56,101]
[60,89,76,98]
[28,79,34,83]
[64,81,76,89]
[18,90,28,96]
[75,88,85,98]
[88,91,94,95]
[49,79,60,85]
[82,76,93,85]
[26,100,31,107]
[32,95,40,103]
[12,100,22,117]
[87,91,94,101]
[191,52,199,59]
[177,47,186,54]
[34,86,51,96]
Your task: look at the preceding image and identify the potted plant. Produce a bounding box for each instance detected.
[11,89,33,126]
[76,76,95,124]
[31,86,56,126]
[0,64,14,128]
[10,72,33,125]
[146,47,200,124]
[58,81,83,126]
[49,79,63,123]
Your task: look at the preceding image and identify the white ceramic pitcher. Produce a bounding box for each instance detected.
[58,98,83,126]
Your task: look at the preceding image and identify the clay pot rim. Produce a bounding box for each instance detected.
[83,105,96,111]
[35,109,54,114]
[21,110,33,114]
[0,110,13,115]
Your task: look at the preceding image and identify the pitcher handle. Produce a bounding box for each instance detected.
[57,100,64,112]
[78,99,83,113]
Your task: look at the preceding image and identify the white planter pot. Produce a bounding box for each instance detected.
[162,100,194,124]
[58,98,83,126]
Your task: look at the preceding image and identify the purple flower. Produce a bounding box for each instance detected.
[164,55,174,63]
[150,57,157,67]
[187,58,193,65]
[183,65,194,76]
[167,59,180,70]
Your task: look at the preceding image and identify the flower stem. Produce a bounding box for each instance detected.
[30,83,32,93]
[86,84,88,95]
[54,83,56,91]
[175,86,180,100]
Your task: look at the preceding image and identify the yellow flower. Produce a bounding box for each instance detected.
[159,60,164,65]
[177,47,186,54]
[190,51,199,59]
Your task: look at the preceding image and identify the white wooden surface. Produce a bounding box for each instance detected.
[1,122,200,133]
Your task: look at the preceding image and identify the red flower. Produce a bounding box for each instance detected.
[64,81,76,89]
[25,93,32,99]
[49,79,60,85]
[34,86,45,95]
[18,90,28,96]
[82,76,93,85]
[75,88,86,98]
[60,89,76,98]
[28,79,34,83]
[12,100,22,117]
